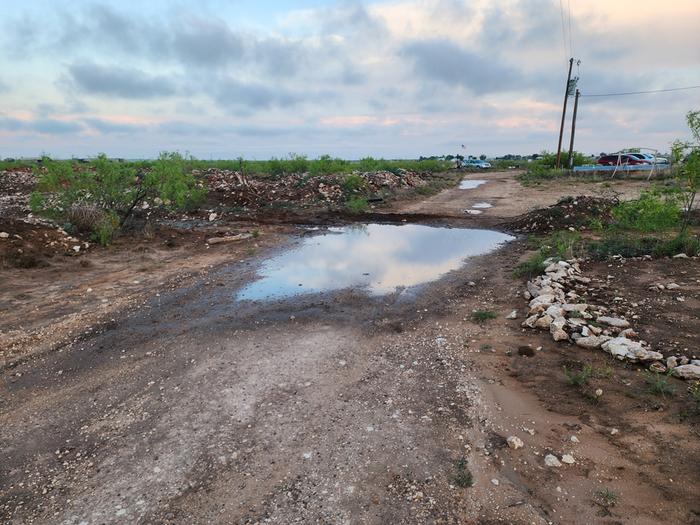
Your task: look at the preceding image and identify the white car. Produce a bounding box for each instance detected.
[464,159,491,169]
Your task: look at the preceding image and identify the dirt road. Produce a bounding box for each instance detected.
[2,171,698,524]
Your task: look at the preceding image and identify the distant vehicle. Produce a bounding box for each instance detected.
[596,154,649,166]
[625,153,669,164]
[464,159,491,169]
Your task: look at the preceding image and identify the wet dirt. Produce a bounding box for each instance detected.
[1,170,698,524]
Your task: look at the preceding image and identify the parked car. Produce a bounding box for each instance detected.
[464,159,491,169]
[626,153,669,164]
[596,154,649,166]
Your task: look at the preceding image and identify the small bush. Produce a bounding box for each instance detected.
[472,310,497,323]
[611,191,680,232]
[643,370,675,397]
[563,364,593,386]
[345,196,368,213]
[343,174,367,193]
[453,457,474,488]
[513,251,548,278]
[594,488,618,508]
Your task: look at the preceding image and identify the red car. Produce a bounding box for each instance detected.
[596,154,649,166]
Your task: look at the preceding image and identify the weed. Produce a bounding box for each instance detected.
[342,174,366,193]
[513,251,548,278]
[643,370,675,397]
[472,310,497,323]
[453,457,474,488]
[345,196,369,213]
[593,365,614,379]
[688,381,700,411]
[563,364,593,386]
[594,488,618,508]
[611,190,680,232]
[479,343,493,352]
[251,229,260,238]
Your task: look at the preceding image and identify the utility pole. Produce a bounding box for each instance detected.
[566,89,581,169]
[555,58,574,169]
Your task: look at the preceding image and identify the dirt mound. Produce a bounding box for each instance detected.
[196,168,428,210]
[0,218,85,269]
[505,196,615,233]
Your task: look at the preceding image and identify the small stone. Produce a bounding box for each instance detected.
[595,388,603,397]
[666,283,680,290]
[507,436,524,450]
[570,435,580,443]
[506,310,518,320]
[73,245,81,252]
[0,232,9,239]
[666,356,678,369]
[610,428,619,435]
[491,479,500,486]
[561,454,575,465]
[597,316,630,329]
[544,454,562,467]
[208,212,218,221]
[649,362,667,374]
[672,253,688,259]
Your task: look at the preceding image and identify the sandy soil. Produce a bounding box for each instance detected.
[1,170,698,524]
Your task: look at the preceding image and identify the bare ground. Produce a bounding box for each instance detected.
[1,171,698,524]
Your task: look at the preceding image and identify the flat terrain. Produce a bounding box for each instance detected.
[1,171,698,524]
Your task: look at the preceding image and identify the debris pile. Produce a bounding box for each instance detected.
[195,168,427,210]
[507,196,614,233]
[0,218,87,268]
[521,258,700,379]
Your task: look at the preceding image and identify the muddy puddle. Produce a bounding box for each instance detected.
[236,224,513,301]
[459,179,487,190]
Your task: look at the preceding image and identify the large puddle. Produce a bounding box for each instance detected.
[236,224,513,301]
[459,179,487,190]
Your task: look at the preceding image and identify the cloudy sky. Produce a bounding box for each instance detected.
[1,0,699,159]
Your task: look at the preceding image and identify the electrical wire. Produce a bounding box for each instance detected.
[581,85,700,97]
[558,0,569,63]
[567,0,573,58]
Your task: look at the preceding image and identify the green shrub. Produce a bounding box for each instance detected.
[345,196,368,213]
[453,457,474,488]
[343,174,367,193]
[29,152,204,245]
[513,252,548,277]
[644,370,675,397]
[472,310,497,322]
[563,364,593,386]
[611,191,680,232]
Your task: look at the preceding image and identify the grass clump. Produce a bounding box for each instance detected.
[345,196,369,213]
[594,488,618,508]
[563,363,593,386]
[471,310,497,323]
[643,370,675,397]
[453,457,474,488]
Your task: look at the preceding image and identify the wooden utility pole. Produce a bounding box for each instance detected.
[566,89,581,169]
[555,57,574,169]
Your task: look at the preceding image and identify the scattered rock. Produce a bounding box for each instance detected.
[507,436,524,450]
[570,435,580,443]
[506,310,518,320]
[561,454,575,465]
[596,316,630,329]
[671,364,700,380]
[0,231,9,239]
[575,335,609,350]
[207,233,253,245]
[544,454,562,467]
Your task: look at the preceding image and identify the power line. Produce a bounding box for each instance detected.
[558,0,568,63]
[567,0,573,58]
[581,85,700,97]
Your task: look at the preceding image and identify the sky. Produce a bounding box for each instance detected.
[1,0,699,159]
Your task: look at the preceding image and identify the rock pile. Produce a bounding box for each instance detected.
[195,168,427,210]
[522,258,699,379]
[507,196,614,234]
